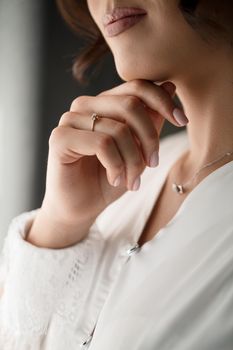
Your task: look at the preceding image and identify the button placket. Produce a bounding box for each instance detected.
[79,333,93,348]
[80,242,141,348]
[126,243,141,258]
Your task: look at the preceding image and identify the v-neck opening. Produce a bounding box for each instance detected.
[136,144,233,251]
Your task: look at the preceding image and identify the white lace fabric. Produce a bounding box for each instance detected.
[0,209,106,349]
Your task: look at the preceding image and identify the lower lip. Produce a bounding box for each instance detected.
[105,14,147,37]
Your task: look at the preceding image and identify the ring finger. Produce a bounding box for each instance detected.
[70,94,159,167]
[59,112,146,190]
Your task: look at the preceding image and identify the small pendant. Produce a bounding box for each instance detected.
[172,183,184,194]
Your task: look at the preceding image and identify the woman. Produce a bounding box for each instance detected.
[0,0,233,348]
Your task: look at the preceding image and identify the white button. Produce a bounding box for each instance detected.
[80,334,93,348]
[126,243,140,256]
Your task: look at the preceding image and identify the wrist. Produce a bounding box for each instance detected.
[25,207,95,249]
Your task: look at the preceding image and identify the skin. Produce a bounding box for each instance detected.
[26,0,233,248]
[87,0,233,172]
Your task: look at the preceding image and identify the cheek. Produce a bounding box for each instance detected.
[103,7,175,81]
[108,15,204,82]
[107,27,179,82]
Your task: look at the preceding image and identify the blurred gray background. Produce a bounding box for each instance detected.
[0,0,181,249]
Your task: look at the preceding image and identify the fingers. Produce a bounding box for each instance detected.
[160,81,177,97]
[49,126,127,187]
[98,79,189,127]
[54,79,188,193]
[58,114,146,190]
[69,95,159,167]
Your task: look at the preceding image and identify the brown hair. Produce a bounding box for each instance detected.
[56,0,233,85]
[56,0,108,85]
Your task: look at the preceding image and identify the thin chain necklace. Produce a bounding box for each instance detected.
[172,150,233,194]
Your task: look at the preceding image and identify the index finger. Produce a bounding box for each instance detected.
[98,79,189,127]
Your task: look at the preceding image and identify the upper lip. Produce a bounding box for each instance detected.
[103,7,147,27]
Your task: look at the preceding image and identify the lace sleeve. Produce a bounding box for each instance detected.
[0,209,104,348]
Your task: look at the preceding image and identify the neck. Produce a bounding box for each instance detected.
[173,52,233,172]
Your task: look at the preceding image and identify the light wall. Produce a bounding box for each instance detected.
[0,0,44,249]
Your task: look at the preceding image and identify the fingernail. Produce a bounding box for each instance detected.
[132,176,141,191]
[149,150,159,167]
[113,173,123,187]
[173,108,189,126]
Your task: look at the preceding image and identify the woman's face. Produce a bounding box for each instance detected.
[86,0,218,83]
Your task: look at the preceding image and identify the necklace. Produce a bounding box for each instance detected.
[172,150,233,194]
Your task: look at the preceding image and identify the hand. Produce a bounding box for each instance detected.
[29,79,188,246]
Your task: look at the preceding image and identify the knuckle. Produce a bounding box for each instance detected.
[113,123,130,137]
[130,79,145,92]
[123,95,142,112]
[70,95,88,111]
[49,127,64,146]
[59,112,72,126]
[114,162,124,173]
[98,90,107,97]
[131,157,144,170]
[97,134,113,150]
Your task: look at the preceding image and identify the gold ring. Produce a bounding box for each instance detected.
[91,113,101,132]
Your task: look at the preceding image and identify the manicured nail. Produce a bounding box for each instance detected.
[173,108,189,126]
[113,173,124,187]
[149,150,159,167]
[132,176,141,191]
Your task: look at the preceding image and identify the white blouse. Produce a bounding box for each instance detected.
[0,129,233,350]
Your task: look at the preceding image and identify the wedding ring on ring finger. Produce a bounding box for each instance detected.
[91,113,102,132]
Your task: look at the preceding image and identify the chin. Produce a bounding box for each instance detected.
[113,53,171,83]
[115,63,170,83]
